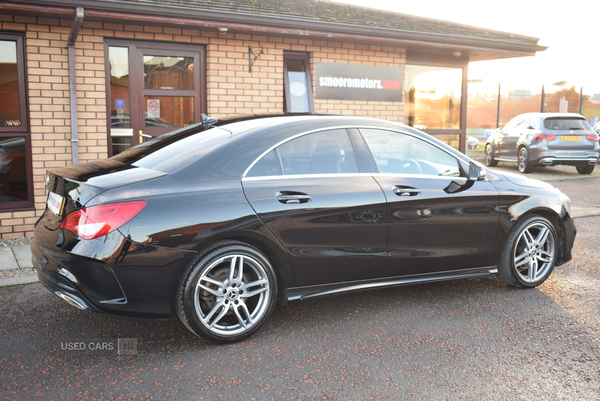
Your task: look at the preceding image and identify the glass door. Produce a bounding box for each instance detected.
[106,41,206,156]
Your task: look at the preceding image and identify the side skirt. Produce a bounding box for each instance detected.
[493,157,518,163]
[287,266,498,301]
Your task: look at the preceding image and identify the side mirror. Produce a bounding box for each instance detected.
[468,161,486,181]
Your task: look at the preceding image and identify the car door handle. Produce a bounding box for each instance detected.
[276,192,312,204]
[392,186,420,197]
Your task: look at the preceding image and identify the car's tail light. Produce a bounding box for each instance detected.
[60,201,146,240]
[533,134,557,141]
[586,134,599,141]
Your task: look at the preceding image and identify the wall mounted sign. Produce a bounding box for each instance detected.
[315,63,403,102]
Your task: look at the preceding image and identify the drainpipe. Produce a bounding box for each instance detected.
[67,7,84,165]
[496,83,501,129]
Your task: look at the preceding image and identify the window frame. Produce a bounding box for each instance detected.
[0,32,33,211]
[104,39,207,157]
[0,33,28,134]
[243,125,470,180]
[283,52,314,113]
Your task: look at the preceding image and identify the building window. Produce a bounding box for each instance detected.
[404,65,463,131]
[284,53,314,113]
[0,33,31,208]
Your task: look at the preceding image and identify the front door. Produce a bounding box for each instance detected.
[358,128,500,277]
[105,41,206,156]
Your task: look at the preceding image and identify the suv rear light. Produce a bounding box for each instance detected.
[60,201,146,240]
[533,134,557,141]
[586,134,599,141]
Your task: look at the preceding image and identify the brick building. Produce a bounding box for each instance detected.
[0,0,545,239]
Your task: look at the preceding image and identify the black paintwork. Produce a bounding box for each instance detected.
[33,114,576,318]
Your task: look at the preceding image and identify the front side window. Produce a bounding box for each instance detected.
[360,129,461,177]
[247,129,358,177]
[0,34,30,208]
[404,65,462,130]
[284,53,314,113]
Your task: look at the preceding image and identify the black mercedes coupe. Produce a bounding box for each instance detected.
[32,114,576,343]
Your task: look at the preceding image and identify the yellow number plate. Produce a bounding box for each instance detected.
[561,136,581,142]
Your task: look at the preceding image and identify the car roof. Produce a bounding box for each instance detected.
[520,112,586,119]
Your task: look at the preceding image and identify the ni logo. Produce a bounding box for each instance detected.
[117,338,138,355]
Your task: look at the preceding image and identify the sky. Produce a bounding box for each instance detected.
[332,0,600,96]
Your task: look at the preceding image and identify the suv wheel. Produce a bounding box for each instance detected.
[576,165,594,175]
[484,144,498,167]
[518,147,534,173]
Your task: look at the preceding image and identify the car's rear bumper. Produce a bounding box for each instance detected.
[34,255,104,313]
[529,148,599,166]
[32,238,126,313]
[31,224,197,319]
[537,156,597,167]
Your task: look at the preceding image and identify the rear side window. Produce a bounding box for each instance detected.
[246,129,359,177]
[543,118,591,131]
[246,150,282,177]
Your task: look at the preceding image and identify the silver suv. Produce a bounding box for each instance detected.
[485,113,599,174]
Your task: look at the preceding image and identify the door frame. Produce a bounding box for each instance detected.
[104,39,207,157]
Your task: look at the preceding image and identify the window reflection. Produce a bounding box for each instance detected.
[144,56,194,90]
[0,137,28,203]
[405,65,462,130]
[0,40,20,127]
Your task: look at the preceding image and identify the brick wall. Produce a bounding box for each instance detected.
[0,13,405,239]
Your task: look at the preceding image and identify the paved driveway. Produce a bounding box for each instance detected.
[1,180,599,400]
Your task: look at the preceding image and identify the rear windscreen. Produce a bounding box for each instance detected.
[111,127,231,174]
[543,118,591,131]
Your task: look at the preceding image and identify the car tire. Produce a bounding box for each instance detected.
[497,215,558,288]
[484,144,498,167]
[518,147,534,173]
[175,241,277,343]
[576,165,594,175]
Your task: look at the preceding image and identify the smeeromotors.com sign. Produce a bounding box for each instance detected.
[315,63,403,102]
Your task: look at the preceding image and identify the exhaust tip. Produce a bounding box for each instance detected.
[55,291,87,310]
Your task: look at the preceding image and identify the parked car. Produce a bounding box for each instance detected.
[33,114,576,343]
[485,113,599,174]
[593,120,600,135]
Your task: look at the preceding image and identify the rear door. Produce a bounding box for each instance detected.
[242,129,388,287]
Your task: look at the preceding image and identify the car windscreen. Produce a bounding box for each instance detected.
[543,117,592,131]
[111,126,231,174]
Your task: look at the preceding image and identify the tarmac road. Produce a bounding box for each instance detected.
[1,178,599,400]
